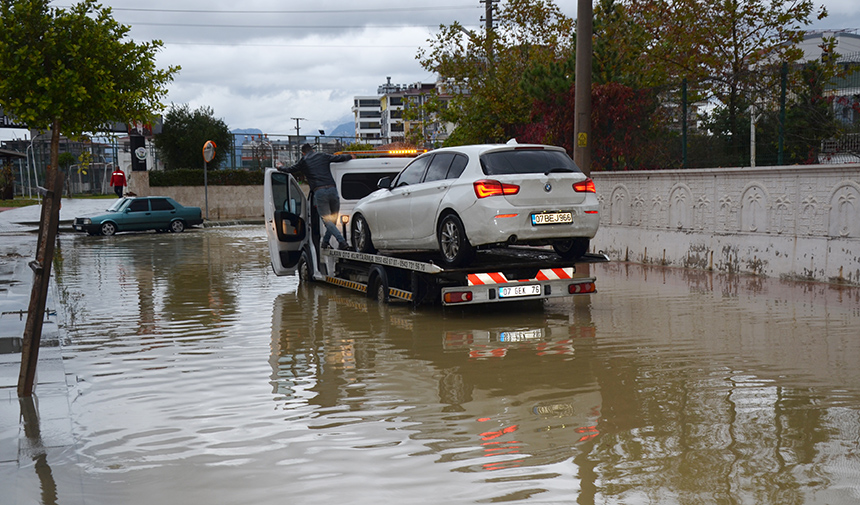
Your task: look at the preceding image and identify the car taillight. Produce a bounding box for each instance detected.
[573,178,596,193]
[474,179,520,198]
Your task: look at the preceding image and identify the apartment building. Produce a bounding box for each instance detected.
[354,77,462,147]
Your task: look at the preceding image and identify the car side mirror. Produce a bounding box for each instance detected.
[377,177,392,189]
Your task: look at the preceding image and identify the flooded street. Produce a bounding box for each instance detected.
[40,226,860,504]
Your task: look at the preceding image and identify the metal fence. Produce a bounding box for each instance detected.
[675,55,860,169]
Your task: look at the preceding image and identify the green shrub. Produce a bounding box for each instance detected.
[149,169,264,187]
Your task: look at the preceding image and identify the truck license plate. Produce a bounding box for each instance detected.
[499,284,541,298]
[500,329,544,342]
[532,212,573,225]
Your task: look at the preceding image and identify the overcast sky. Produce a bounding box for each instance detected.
[3,0,860,141]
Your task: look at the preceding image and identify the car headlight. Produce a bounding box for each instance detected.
[81,218,92,224]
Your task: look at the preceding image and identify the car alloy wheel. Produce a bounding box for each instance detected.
[437,214,473,268]
[351,214,376,254]
[100,222,116,236]
[170,220,185,233]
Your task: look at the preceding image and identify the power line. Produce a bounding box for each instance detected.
[164,41,423,48]
[129,22,442,29]
[59,5,477,14]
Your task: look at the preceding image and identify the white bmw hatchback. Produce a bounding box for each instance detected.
[350,141,600,267]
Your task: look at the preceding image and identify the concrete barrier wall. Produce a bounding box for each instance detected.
[591,164,860,285]
[126,171,264,221]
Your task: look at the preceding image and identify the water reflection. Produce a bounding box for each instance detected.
[270,285,603,500]
[48,227,860,504]
[19,397,58,505]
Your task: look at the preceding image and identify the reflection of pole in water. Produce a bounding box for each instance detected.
[19,397,59,505]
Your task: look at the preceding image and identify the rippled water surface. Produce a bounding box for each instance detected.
[45,227,860,504]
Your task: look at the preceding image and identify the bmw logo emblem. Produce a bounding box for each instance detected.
[544,183,552,192]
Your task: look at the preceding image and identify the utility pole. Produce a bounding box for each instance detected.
[480,0,498,61]
[290,117,306,138]
[573,0,593,176]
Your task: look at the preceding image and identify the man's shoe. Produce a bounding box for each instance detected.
[321,243,332,250]
[337,242,351,251]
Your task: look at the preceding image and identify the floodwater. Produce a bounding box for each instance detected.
[33,226,860,503]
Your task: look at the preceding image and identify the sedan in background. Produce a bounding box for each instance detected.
[350,141,599,267]
[73,196,203,236]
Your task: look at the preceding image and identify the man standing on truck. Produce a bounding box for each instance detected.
[278,143,355,250]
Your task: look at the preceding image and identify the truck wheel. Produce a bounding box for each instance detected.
[437,214,473,268]
[170,220,186,233]
[552,237,589,260]
[100,222,117,236]
[368,266,388,302]
[352,214,376,254]
[297,252,312,283]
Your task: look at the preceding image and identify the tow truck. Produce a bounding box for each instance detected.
[264,149,608,306]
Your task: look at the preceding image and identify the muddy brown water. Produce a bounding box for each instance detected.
[32,226,860,504]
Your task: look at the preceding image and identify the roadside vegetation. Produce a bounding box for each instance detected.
[411,0,857,170]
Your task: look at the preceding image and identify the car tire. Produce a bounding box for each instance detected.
[552,237,589,261]
[100,222,117,236]
[351,214,376,254]
[169,220,185,233]
[437,213,474,268]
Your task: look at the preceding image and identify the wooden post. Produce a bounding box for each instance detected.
[18,169,64,397]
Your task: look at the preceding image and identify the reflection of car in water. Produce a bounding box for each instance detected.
[268,282,602,475]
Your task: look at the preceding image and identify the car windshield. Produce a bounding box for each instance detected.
[480,149,581,176]
[107,198,129,212]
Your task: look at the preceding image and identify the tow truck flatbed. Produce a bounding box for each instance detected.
[316,247,608,306]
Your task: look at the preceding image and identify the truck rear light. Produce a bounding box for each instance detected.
[573,178,596,193]
[568,282,596,294]
[474,180,520,199]
[444,291,473,304]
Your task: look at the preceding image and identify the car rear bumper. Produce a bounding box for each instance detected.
[465,205,599,246]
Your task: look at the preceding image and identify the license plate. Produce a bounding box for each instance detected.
[498,284,541,298]
[500,329,544,342]
[532,212,573,225]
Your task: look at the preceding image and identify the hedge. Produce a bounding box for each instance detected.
[149,169,265,187]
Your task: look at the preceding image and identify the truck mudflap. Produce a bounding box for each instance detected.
[323,275,415,303]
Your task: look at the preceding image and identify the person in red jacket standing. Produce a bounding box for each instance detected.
[110,168,127,198]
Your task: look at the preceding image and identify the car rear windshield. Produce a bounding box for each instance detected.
[480,149,581,176]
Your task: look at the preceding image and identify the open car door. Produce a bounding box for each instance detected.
[265,169,309,275]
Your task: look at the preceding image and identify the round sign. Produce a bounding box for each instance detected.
[203,140,217,163]
[134,146,147,161]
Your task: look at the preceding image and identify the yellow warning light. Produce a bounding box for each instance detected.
[335,149,428,158]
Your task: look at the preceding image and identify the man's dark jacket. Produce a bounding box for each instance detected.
[279,151,351,191]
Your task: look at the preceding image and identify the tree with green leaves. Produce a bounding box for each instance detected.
[416,0,573,145]
[0,0,178,180]
[1,0,177,397]
[154,104,234,169]
[628,0,827,160]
